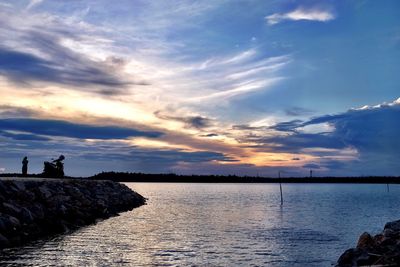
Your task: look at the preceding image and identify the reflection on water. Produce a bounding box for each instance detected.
[1,183,399,266]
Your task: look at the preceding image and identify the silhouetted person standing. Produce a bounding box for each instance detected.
[22,156,28,176]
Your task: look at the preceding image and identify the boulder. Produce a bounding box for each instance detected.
[384,220,400,232]
[356,232,375,249]
[337,219,400,266]
[0,233,10,247]
[2,202,21,217]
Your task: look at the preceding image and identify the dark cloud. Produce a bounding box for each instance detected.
[301,103,400,155]
[303,163,320,169]
[265,100,400,154]
[285,107,313,116]
[0,12,151,94]
[232,124,265,130]
[0,43,128,90]
[0,118,163,140]
[269,119,302,132]
[292,157,301,160]
[0,131,51,141]
[81,149,236,164]
[154,111,212,129]
[255,99,400,174]
[264,133,347,152]
[200,133,219,137]
[130,149,237,163]
[0,132,237,175]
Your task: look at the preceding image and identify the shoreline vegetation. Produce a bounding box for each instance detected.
[1,171,400,183]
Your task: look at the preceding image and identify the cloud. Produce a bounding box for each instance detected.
[0,41,129,91]
[0,130,237,175]
[0,167,5,172]
[254,98,400,175]
[0,105,39,118]
[0,131,51,141]
[266,7,335,25]
[0,10,144,95]
[191,77,284,102]
[200,133,219,137]
[261,132,347,152]
[0,118,163,140]
[81,149,236,164]
[285,107,313,117]
[154,111,212,129]
[303,163,320,169]
[269,120,303,132]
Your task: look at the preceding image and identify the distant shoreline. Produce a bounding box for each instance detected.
[2,172,399,184]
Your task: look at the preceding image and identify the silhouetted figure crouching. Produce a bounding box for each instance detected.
[22,156,28,176]
[43,155,65,178]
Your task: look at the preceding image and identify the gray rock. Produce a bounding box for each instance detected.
[0,233,10,247]
[37,185,53,199]
[0,179,145,248]
[10,181,26,191]
[20,207,34,223]
[384,220,400,232]
[3,202,21,216]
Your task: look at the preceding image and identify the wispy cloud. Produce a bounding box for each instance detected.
[190,77,284,102]
[26,0,44,10]
[266,7,335,25]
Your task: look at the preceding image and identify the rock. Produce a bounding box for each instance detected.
[337,220,400,266]
[7,215,21,230]
[10,181,26,191]
[337,248,362,266]
[2,202,21,217]
[0,233,10,247]
[20,207,34,223]
[373,233,385,245]
[36,185,53,199]
[384,220,400,232]
[0,178,145,248]
[356,232,375,249]
[0,215,7,232]
[383,228,395,237]
[30,203,45,220]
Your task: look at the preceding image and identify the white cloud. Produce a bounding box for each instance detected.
[189,77,284,102]
[0,167,5,172]
[266,7,335,25]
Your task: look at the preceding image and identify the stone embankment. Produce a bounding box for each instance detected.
[0,178,145,248]
[337,220,400,266]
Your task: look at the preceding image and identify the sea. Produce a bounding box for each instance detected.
[1,183,399,266]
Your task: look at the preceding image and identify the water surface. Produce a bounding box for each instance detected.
[1,183,399,266]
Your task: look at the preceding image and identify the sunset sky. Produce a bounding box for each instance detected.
[0,0,399,176]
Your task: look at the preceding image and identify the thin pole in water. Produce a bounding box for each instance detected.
[279,171,283,205]
[387,183,390,193]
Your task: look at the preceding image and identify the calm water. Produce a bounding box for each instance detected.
[1,183,400,266]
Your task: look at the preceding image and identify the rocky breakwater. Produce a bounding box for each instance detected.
[0,178,145,248]
[336,220,400,266]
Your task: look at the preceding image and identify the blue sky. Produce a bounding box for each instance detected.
[0,0,399,176]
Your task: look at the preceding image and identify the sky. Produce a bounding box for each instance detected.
[0,0,399,177]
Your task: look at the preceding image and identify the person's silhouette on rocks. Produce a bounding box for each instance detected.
[22,156,28,176]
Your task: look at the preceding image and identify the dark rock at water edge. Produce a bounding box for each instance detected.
[0,179,146,248]
[336,220,400,266]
